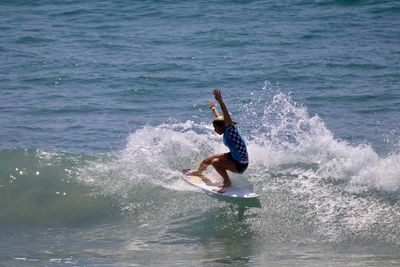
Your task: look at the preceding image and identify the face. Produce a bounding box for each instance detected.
[213,124,225,135]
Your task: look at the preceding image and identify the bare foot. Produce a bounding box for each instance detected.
[186,169,202,176]
[216,181,231,193]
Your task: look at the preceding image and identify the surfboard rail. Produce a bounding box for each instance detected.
[182,171,258,199]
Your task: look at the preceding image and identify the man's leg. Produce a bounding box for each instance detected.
[211,154,237,188]
[188,153,226,175]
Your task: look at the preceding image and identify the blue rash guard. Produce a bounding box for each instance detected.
[223,124,249,172]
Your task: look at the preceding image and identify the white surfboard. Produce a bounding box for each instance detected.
[182,172,258,199]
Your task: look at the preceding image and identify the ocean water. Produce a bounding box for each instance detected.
[1,0,400,266]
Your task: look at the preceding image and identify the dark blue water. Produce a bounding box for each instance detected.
[1,1,399,266]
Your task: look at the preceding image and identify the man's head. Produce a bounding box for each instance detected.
[212,117,225,135]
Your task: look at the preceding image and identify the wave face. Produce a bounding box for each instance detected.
[1,86,399,247]
[0,150,120,226]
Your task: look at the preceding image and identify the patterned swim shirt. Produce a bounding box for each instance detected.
[223,124,249,164]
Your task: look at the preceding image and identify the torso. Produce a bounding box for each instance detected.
[223,124,249,164]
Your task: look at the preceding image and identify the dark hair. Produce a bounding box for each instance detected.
[212,119,225,128]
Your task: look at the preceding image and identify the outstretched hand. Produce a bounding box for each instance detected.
[213,88,223,103]
[212,88,233,124]
[209,100,216,109]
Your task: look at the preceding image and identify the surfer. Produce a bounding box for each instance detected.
[188,89,249,190]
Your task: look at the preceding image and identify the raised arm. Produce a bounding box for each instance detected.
[213,88,234,125]
[209,100,222,118]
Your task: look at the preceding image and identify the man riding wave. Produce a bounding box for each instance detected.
[187,89,249,191]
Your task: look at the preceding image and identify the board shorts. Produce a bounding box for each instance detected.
[225,152,248,174]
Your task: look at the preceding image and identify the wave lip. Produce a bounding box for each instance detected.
[240,84,400,194]
[1,86,399,247]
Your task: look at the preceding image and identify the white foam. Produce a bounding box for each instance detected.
[239,83,400,193]
[74,84,400,245]
[79,85,400,195]
[77,121,224,197]
[237,84,400,243]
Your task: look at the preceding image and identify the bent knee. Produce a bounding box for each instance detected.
[211,158,222,167]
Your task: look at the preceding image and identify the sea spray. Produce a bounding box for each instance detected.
[238,82,400,193]
[77,84,400,208]
[234,84,400,244]
[76,121,221,196]
[5,86,397,244]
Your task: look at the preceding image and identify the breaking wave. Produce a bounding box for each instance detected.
[1,83,399,246]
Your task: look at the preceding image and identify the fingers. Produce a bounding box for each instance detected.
[213,88,222,101]
[209,100,215,108]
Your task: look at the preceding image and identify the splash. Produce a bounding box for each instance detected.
[78,82,400,197]
[76,121,223,197]
[238,81,400,193]
[236,82,400,244]
[73,83,400,244]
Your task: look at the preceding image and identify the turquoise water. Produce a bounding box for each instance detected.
[1,0,400,266]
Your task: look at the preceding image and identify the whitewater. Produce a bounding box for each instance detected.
[1,87,399,266]
[1,0,400,265]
